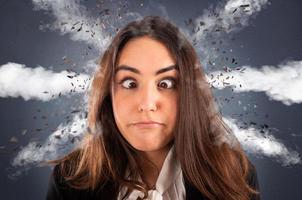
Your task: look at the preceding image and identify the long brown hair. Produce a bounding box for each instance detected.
[49,16,259,200]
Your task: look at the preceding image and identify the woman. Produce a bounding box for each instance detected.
[46,16,260,200]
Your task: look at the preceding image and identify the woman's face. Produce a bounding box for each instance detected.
[111,36,179,152]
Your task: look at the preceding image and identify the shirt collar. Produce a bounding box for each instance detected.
[120,145,182,199]
[155,144,181,194]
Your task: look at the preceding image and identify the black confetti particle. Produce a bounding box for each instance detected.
[71,110,81,113]
[240,4,250,8]
[250,122,257,126]
[54,135,61,139]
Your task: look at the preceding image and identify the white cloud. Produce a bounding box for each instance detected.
[12,114,300,168]
[0,62,91,101]
[223,117,301,166]
[32,0,111,51]
[12,114,87,167]
[194,0,269,41]
[206,60,302,105]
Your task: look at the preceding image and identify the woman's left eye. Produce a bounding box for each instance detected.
[158,78,176,89]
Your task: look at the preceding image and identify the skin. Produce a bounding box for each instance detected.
[111,36,179,189]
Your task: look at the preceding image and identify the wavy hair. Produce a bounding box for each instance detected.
[49,16,259,200]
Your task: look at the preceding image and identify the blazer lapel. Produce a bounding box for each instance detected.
[184,176,206,200]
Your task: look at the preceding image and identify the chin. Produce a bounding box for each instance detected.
[121,129,174,152]
[133,146,159,152]
[130,140,170,152]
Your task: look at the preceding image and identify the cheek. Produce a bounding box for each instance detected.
[112,93,131,126]
[166,95,178,117]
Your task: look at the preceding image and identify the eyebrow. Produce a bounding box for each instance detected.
[115,64,179,76]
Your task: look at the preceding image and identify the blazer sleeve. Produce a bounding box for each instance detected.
[46,165,119,200]
[46,165,88,200]
[247,162,261,200]
[46,165,65,200]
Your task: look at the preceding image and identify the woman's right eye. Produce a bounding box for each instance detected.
[119,78,137,89]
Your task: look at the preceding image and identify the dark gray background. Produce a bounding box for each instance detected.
[0,0,302,199]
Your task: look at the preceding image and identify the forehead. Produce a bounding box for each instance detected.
[116,36,176,75]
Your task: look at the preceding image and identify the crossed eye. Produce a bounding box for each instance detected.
[121,78,176,89]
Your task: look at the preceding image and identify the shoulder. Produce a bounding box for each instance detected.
[246,160,261,200]
[46,164,118,200]
[46,165,91,200]
[183,160,261,200]
[246,161,260,189]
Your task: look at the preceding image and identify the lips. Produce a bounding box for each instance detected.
[134,121,162,125]
[131,121,164,128]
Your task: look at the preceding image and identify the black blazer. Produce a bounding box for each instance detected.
[46,164,260,200]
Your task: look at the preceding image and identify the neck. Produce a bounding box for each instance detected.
[136,142,173,189]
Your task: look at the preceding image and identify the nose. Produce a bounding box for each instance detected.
[138,84,159,112]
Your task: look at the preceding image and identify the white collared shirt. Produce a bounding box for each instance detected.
[117,145,186,200]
